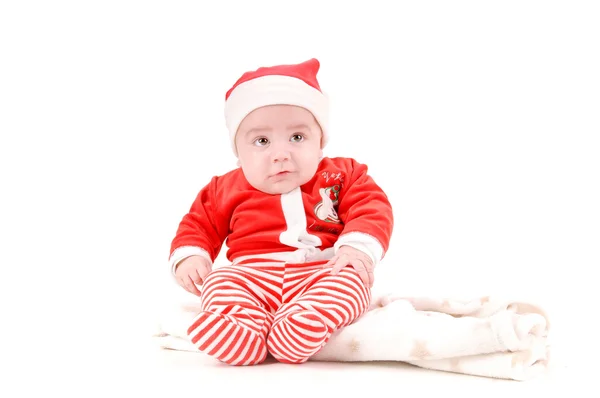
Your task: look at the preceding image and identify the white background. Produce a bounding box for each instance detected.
[1,0,598,394]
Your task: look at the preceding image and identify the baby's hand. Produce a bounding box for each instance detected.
[324,245,374,288]
[174,255,212,296]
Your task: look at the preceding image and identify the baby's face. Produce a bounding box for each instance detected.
[235,105,323,195]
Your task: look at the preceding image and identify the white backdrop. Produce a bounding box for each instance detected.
[1,0,598,393]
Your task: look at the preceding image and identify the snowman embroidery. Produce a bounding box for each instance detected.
[313,185,342,224]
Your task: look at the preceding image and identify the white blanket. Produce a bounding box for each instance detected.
[153,292,550,381]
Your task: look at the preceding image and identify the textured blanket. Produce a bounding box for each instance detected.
[153,292,551,381]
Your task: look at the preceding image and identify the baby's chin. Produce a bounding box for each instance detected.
[262,181,302,195]
[246,172,315,195]
[250,178,303,195]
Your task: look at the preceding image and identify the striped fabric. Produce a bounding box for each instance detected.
[187,260,371,365]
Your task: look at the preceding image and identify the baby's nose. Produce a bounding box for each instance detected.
[272,150,290,162]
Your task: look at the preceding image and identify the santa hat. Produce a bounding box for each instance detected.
[224,58,329,156]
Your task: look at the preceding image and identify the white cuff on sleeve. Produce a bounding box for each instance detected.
[169,246,213,276]
[334,232,384,266]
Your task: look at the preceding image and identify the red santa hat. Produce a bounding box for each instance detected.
[224,58,329,156]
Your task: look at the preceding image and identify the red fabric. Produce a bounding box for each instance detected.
[334,159,394,251]
[225,58,323,100]
[186,261,370,365]
[169,157,394,263]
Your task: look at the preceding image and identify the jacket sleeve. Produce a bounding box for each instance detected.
[168,176,229,274]
[334,159,394,265]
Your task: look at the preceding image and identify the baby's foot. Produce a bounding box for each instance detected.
[267,310,328,364]
[187,311,267,366]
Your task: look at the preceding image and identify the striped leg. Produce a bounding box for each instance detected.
[267,265,371,364]
[187,265,281,366]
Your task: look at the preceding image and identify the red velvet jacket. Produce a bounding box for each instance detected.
[169,157,394,272]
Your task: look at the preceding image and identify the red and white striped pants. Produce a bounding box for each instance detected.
[186,259,371,365]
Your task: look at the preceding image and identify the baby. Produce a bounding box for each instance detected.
[169,58,394,366]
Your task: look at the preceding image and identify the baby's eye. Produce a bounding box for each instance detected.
[254,137,269,146]
[291,134,304,142]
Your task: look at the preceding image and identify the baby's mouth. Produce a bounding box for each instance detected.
[271,171,292,178]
